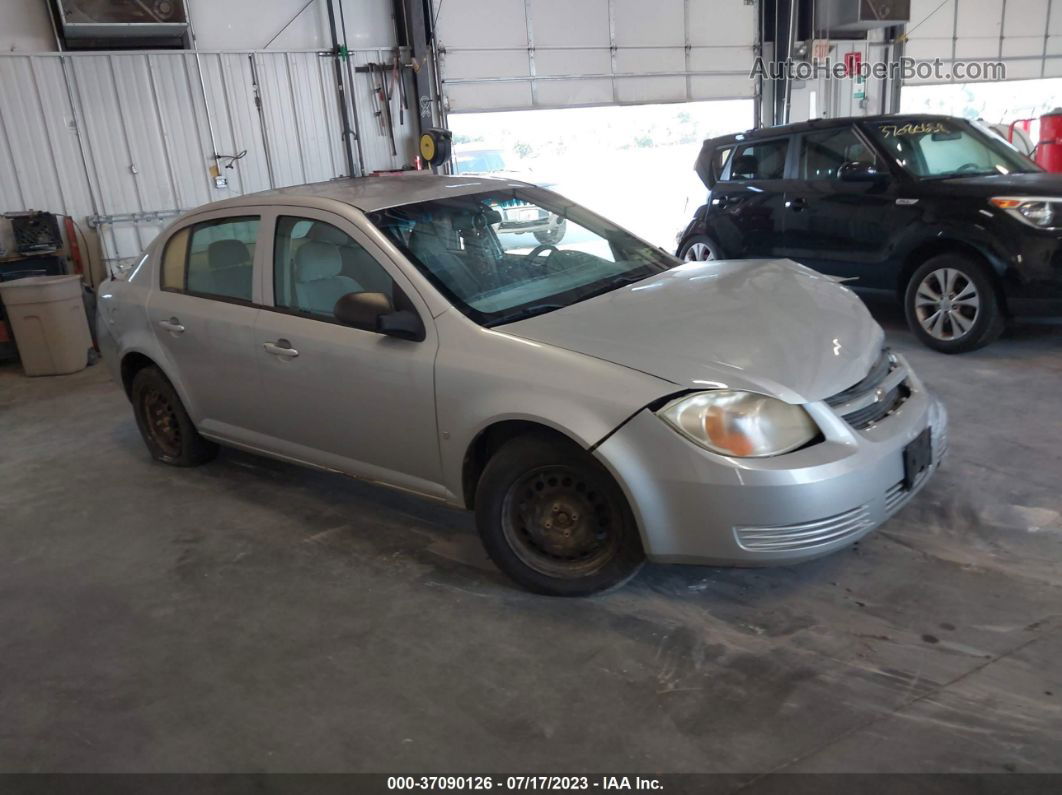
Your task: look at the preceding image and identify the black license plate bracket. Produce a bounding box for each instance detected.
[903,427,933,490]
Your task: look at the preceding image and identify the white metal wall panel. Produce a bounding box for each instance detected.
[0,49,414,273]
[905,0,1061,84]
[434,0,756,112]
[0,56,92,217]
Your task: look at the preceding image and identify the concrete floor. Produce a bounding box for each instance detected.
[1,299,1060,775]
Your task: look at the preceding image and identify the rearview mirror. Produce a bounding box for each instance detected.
[333,291,425,342]
[838,161,884,182]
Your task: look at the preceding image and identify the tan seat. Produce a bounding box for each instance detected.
[294,241,361,316]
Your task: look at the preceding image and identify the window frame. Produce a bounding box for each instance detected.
[158,212,263,307]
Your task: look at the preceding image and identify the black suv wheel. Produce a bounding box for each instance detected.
[904,253,1005,353]
[678,234,720,262]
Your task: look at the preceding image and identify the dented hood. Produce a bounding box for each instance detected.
[504,259,884,404]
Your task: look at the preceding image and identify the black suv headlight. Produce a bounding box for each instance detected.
[990,197,1061,229]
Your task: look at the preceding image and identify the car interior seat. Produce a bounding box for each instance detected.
[408,217,482,298]
[200,239,253,299]
[307,223,393,297]
[731,154,759,180]
[294,240,361,316]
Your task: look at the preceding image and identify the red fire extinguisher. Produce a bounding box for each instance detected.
[1037,109,1062,173]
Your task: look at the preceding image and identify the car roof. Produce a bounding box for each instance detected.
[194,173,534,215]
[707,113,965,144]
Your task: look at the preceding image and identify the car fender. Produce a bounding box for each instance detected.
[432,311,677,503]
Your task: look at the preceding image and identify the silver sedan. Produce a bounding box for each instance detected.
[97,175,946,596]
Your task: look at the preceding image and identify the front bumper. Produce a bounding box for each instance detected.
[594,358,947,565]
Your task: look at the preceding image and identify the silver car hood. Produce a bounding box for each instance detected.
[504,259,884,404]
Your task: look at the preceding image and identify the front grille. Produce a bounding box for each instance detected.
[735,505,872,551]
[826,348,911,430]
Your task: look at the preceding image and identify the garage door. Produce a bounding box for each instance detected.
[433,0,757,111]
[903,0,1062,83]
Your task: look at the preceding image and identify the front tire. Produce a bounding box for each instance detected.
[904,253,1005,353]
[131,366,217,466]
[475,435,645,596]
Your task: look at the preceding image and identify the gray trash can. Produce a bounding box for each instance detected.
[0,275,92,376]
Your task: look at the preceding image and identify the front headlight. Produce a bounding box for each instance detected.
[989,196,1059,228]
[658,390,819,458]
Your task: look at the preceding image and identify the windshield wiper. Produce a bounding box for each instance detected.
[485,303,568,327]
[574,271,653,302]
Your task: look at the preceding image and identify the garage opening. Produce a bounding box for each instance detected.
[448,99,754,250]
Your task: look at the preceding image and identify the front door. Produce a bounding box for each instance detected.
[782,125,913,288]
[706,136,794,259]
[252,209,444,498]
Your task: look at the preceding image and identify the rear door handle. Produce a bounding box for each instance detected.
[157,317,185,334]
[263,340,299,358]
[786,197,808,212]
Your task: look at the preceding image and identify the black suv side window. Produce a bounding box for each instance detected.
[728,139,788,181]
[800,127,877,179]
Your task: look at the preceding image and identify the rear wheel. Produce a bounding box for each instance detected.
[131,366,217,466]
[678,234,720,262]
[904,253,1004,353]
[475,435,644,596]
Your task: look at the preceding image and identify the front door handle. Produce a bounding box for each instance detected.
[786,197,808,212]
[157,317,185,334]
[263,339,299,358]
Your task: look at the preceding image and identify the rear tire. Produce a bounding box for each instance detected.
[131,366,217,466]
[475,435,645,596]
[678,234,720,262]
[904,253,1005,354]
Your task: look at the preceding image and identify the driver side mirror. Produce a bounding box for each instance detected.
[838,161,885,183]
[333,291,425,342]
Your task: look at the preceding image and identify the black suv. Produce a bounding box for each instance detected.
[677,114,1062,352]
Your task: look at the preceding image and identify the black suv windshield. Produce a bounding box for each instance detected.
[368,188,675,327]
[864,118,1037,180]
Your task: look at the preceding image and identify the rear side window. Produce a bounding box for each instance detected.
[800,127,877,179]
[728,139,788,181]
[162,216,259,302]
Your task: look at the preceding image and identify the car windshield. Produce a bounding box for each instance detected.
[864,118,1038,180]
[453,151,507,173]
[368,188,676,327]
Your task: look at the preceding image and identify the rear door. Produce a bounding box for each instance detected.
[147,211,265,442]
[782,125,908,286]
[705,136,795,259]
[251,207,444,498]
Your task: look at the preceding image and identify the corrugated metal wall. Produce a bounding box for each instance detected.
[0,49,414,277]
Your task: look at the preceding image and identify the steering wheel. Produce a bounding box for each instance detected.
[528,243,558,264]
[956,162,981,173]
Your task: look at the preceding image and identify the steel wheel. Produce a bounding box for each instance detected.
[914,267,981,341]
[501,464,620,579]
[141,386,182,459]
[684,242,715,262]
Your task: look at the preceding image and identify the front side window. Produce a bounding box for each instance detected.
[800,127,877,179]
[864,118,1037,179]
[273,216,395,322]
[367,188,675,327]
[728,139,789,181]
[164,216,259,301]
